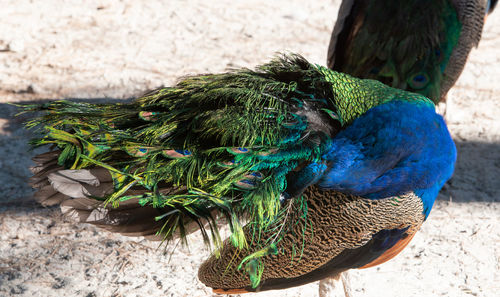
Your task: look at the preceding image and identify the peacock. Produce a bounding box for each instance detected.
[327,0,496,104]
[21,54,456,295]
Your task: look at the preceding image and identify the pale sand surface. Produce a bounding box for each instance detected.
[0,1,499,296]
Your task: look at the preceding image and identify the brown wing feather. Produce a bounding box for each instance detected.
[198,185,424,292]
[60,197,167,239]
[29,150,219,241]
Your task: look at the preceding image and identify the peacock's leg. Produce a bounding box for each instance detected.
[318,272,352,297]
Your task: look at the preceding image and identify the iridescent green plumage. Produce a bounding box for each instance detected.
[22,54,437,288]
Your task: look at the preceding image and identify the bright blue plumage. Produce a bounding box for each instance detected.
[319,100,456,218]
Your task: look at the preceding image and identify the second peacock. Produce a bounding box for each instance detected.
[327,0,495,104]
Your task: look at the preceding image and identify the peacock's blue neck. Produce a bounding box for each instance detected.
[319,100,456,218]
[414,180,447,219]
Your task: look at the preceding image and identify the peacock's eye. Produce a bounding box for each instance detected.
[408,73,429,89]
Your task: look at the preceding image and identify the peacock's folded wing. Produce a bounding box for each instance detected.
[198,186,425,293]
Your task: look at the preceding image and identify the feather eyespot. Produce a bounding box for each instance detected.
[234,171,264,189]
[256,148,278,156]
[234,179,257,189]
[162,149,192,158]
[244,171,264,180]
[218,159,241,167]
[228,147,251,154]
[251,172,262,178]
[407,73,430,89]
[139,111,160,121]
[125,146,150,157]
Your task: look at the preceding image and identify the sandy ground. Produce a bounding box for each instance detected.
[0,1,499,296]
